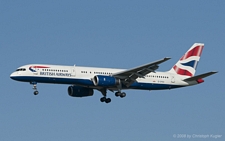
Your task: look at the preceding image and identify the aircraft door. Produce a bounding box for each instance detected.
[71,65,76,77]
[171,75,175,83]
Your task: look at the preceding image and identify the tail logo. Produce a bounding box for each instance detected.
[172,44,204,77]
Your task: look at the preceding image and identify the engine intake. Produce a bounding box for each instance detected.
[93,75,120,87]
[68,86,94,97]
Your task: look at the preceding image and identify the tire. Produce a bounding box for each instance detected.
[105,98,111,103]
[115,92,121,97]
[100,97,106,102]
[34,91,39,95]
[120,92,126,98]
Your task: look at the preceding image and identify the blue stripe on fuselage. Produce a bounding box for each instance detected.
[129,81,183,90]
[11,76,93,85]
[10,76,183,90]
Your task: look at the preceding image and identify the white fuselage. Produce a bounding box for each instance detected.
[10,64,196,91]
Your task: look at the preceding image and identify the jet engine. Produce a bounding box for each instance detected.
[68,86,94,97]
[92,75,120,87]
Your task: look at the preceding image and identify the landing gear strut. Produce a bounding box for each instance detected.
[115,81,126,98]
[31,82,39,95]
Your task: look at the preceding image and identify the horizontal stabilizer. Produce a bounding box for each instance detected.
[183,71,218,81]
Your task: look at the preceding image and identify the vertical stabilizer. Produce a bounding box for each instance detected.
[169,43,204,77]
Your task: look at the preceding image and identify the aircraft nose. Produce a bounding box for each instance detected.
[10,72,17,80]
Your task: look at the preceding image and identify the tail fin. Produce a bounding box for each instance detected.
[169,43,204,77]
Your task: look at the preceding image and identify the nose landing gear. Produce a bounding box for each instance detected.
[31,82,39,95]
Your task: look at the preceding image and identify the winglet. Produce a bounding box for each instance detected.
[163,57,171,61]
[155,57,171,65]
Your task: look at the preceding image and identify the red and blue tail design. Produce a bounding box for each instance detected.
[169,43,204,77]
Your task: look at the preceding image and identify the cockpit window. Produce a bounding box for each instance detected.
[16,68,26,71]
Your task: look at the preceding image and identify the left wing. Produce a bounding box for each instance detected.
[112,57,171,87]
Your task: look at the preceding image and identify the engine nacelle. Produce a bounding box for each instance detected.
[93,75,120,87]
[68,86,94,97]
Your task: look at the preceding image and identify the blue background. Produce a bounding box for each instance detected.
[1,1,224,140]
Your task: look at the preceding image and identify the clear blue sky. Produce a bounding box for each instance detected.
[1,1,224,140]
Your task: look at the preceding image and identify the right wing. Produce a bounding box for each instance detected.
[112,57,171,87]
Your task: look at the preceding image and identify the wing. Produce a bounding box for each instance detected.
[112,57,171,87]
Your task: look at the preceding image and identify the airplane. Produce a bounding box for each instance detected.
[10,43,217,103]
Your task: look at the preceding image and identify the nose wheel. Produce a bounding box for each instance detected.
[31,82,39,95]
[34,90,39,95]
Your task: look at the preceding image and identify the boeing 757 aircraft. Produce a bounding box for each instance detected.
[10,43,217,103]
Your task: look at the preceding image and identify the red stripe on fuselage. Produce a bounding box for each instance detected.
[33,66,50,68]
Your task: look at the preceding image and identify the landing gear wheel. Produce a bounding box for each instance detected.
[100,97,111,103]
[105,98,111,103]
[115,92,121,97]
[120,92,126,98]
[34,91,39,95]
[100,97,106,102]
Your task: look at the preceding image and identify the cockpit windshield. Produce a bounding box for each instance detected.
[16,68,26,71]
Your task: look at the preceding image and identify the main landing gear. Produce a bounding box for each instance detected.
[99,89,126,104]
[115,92,126,98]
[31,82,39,95]
[99,88,111,104]
[100,97,111,103]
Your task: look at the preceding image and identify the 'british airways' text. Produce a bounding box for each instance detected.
[40,72,72,77]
